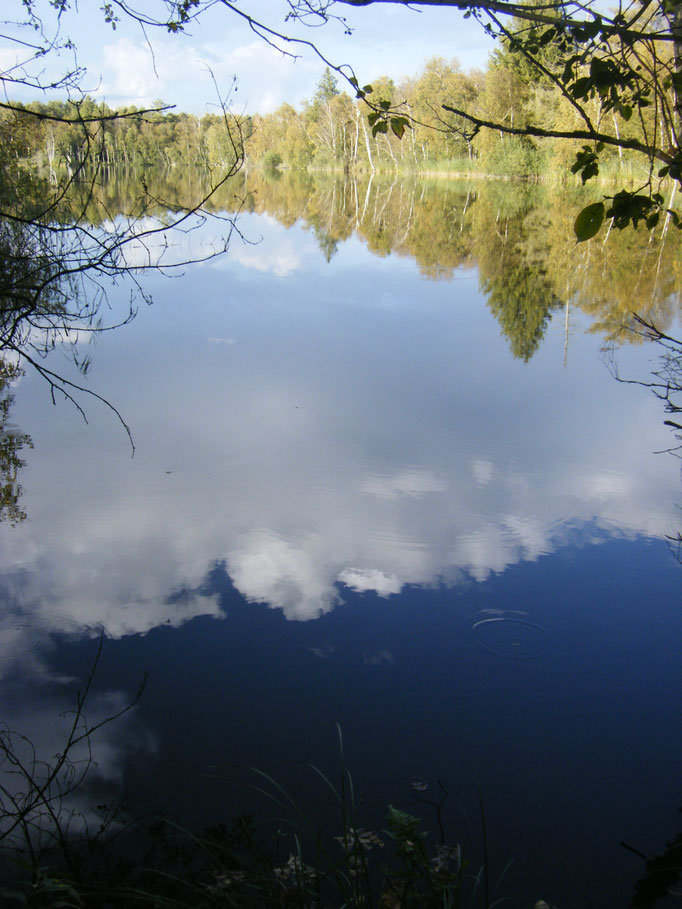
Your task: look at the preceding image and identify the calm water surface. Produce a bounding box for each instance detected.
[1,180,681,907]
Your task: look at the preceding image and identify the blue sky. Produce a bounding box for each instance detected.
[3,0,494,114]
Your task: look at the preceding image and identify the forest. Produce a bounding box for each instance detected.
[3,49,673,183]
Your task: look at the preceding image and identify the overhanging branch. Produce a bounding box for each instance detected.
[441,103,674,165]
[332,0,675,42]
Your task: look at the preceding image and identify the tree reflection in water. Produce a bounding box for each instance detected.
[160,169,681,359]
[2,170,681,530]
[0,360,32,526]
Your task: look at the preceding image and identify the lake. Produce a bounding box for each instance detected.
[1,173,681,908]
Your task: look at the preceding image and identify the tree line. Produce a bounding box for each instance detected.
[248,49,680,185]
[5,47,676,182]
[1,97,245,172]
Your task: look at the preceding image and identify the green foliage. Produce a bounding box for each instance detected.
[571,143,603,184]
[7,51,664,244]
[0,99,244,170]
[0,699,494,909]
[262,149,283,170]
[483,253,560,361]
[6,0,682,248]
[486,136,543,176]
[606,190,666,230]
[313,67,340,106]
[574,200,604,240]
[576,188,677,240]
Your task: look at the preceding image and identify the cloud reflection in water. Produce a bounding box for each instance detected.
[0,213,679,651]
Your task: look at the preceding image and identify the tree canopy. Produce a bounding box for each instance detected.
[287,0,682,237]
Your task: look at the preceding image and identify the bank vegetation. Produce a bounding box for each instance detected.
[4,49,673,186]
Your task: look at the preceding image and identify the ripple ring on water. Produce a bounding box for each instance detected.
[0,619,49,661]
[470,612,549,658]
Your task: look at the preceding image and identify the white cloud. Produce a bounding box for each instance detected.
[310,642,335,659]
[338,568,402,597]
[501,514,552,561]
[230,246,302,277]
[575,469,633,500]
[4,0,495,116]
[100,38,165,106]
[472,458,494,486]
[94,32,320,114]
[450,526,519,582]
[0,46,22,73]
[226,531,341,620]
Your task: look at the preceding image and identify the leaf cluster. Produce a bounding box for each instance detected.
[367,106,411,139]
[574,190,680,240]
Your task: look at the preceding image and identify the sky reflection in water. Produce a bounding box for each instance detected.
[1,204,681,907]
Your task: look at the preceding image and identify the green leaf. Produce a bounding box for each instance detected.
[574,202,605,241]
[570,76,592,99]
[378,100,391,111]
[658,165,670,178]
[390,117,406,139]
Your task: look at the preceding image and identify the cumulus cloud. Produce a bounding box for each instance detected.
[207,215,313,276]
[94,32,319,114]
[100,38,165,106]
[338,568,402,597]
[226,531,341,620]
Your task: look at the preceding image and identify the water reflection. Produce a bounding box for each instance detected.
[0,360,32,526]
[0,200,679,648]
[0,183,680,906]
[468,609,550,658]
[55,168,682,347]
[108,169,682,347]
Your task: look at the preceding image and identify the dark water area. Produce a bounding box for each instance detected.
[1,174,681,907]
